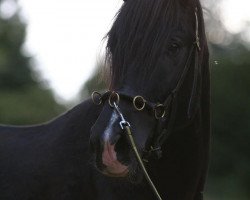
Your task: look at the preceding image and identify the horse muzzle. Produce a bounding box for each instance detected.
[101,142,129,177]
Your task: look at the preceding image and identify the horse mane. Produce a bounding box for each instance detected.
[104,0,208,90]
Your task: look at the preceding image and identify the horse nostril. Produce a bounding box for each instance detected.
[109,131,122,145]
[114,134,130,165]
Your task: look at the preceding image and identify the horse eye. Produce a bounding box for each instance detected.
[168,42,181,56]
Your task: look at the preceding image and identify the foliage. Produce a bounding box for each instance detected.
[0,1,65,125]
[80,59,107,99]
[0,86,64,125]
[0,15,36,90]
[205,44,250,200]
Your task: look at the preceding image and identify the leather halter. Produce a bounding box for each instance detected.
[92,43,199,159]
[92,91,169,119]
[91,7,202,200]
[144,8,201,160]
[92,8,201,160]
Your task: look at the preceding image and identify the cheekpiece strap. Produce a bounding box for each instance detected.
[195,7,201,51]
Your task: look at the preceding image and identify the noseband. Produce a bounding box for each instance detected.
[92,91,169,120]
[91,8,201,200]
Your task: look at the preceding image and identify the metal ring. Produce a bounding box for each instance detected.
[133,96,146,111]
[109,91,120,107]
[154,104,166,119]
[91,91,102,105]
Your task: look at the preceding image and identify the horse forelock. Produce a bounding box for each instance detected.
[104,0,207,91]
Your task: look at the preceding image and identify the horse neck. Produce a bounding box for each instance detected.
[47,98,102,141]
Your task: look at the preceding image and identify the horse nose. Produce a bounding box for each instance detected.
[89,131,98,153]
[90,109,123,152]
[90,109,129,174]
[90,122,106,153]
[100,110,123,144]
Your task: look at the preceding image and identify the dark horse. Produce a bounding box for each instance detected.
[0,0,210,199]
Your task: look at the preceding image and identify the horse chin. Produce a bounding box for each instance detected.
[126,164,145,184]
[101,167,129,178]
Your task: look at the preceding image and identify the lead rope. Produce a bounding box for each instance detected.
[112,102,163,200]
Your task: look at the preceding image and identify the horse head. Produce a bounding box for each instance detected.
[90,0,209,184]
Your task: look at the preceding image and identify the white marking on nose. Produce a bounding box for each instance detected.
[103,111,119,142]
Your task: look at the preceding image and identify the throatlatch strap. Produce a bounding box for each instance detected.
[148,45,196,155]
[154,92,178,149]
[188,49,200,119]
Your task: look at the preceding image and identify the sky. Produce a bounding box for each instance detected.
[1,0,250,102]
[220,0,250,34]
[16,0,122,102]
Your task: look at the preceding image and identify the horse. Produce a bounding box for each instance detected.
[0,0,210,199]
[90,0,210,199]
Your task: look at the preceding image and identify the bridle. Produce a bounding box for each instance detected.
[91,7,201,200]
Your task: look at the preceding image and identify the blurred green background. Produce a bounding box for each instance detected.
[0,0,249,199]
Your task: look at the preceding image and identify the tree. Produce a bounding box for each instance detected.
[0,0,65,125]
[205,43,250,200]
[80,58,108,100]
